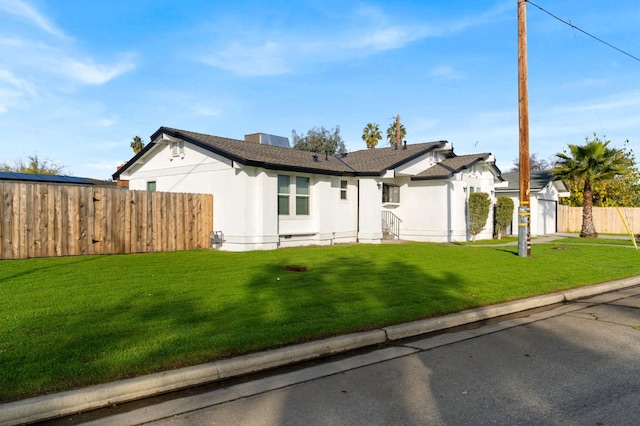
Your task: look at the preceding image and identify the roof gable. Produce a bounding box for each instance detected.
[412,153,497,180]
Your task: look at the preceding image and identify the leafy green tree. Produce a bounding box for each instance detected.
[291,126,346,156]
[130,135,145,154]
[362,123,382,149]
[562,173,640,207]
[494,196,514,239]
[468,192,490,242]
[553,134,634,238]
[386,115,406,148]
[0,155,66,175]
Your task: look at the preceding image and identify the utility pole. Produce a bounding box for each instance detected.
[518,0,531,257]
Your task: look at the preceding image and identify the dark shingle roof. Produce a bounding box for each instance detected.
[163,128,355,174]
[340,141,448,174]
[498,171,557,191]
[412,153,494,180]
[113,127,449,179]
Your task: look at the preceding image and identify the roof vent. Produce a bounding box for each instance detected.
[312,154,319,162]
[244,133,290,148]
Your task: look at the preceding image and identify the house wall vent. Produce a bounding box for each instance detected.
[244,133,290,148]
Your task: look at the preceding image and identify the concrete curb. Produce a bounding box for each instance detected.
[382,293,565,341]
[2,277,639,426]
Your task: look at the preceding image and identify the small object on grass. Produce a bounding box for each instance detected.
[285,265,307,272]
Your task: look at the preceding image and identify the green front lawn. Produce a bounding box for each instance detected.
[1,242,639,402]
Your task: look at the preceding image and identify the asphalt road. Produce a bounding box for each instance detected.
[62,286,640,426]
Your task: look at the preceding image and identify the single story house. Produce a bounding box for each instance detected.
[495,171,569,236]
[113,127,504,251]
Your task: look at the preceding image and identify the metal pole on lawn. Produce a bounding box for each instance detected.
[518,0,531,257]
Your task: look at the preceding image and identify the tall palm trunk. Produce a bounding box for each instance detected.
[581,178,598,238]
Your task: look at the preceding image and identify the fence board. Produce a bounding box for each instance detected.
[4,185,15,259]
[33,184,44,257]
[0,182,3,259]
[1,182,213,259]
[558,205,640,234]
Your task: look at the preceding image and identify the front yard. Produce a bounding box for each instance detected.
[1,241,639,402]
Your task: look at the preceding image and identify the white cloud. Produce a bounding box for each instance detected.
[195,2,511,77]
[99,118,117,127]
[430,65,464,80]
[0,68,36,95]
[350,27,425,51]
[0,68,37,113]
[192,104,221,117]
[201,41,288,77]
[0,0,67,39]
[51,55,136,85]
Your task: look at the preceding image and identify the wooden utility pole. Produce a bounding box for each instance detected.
[518,0,531,257]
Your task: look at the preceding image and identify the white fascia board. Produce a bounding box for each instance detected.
[382,170,395,179]
[155,133,183,145]
[434,142,453,152]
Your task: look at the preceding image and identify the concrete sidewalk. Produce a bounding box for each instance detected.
[2,276,640,426]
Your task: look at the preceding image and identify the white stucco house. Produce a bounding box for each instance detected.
[495,171,569,236]
[113,127,504,251]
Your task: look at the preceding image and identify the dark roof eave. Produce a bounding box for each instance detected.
[411,173,453,181]
[245,161,357,176]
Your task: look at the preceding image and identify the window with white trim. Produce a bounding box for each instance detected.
[382,183,399,203]
[340,180,348,200]
[295,176,310,215]
[146,181,156,192]
[278,175,290,215]
[278,175,310,216]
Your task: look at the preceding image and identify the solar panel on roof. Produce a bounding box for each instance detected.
[0,172,93,184]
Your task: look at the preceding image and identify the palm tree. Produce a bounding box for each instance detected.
[130,136,145,154]
[553,134,633,238]
[386,115,406,148]
[361,123,382,149]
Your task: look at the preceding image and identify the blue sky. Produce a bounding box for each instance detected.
[1,0,639,179]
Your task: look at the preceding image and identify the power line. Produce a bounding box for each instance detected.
[526,0,640,63]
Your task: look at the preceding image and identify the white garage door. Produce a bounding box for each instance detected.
[537,199,557,235]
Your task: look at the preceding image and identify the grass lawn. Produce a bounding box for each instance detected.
[2,242,640,402]
[550,237,637,247]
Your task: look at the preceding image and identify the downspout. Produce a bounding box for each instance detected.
[447,181,452,242]
[356,180,360,242]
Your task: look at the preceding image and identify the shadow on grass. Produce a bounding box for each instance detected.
[1,250,482,403]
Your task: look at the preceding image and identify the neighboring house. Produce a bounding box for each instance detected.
[113,127,503,251]
[495,171,569,236]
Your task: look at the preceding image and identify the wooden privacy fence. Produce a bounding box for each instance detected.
[1,182,213,259]
[557,205,640,234]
